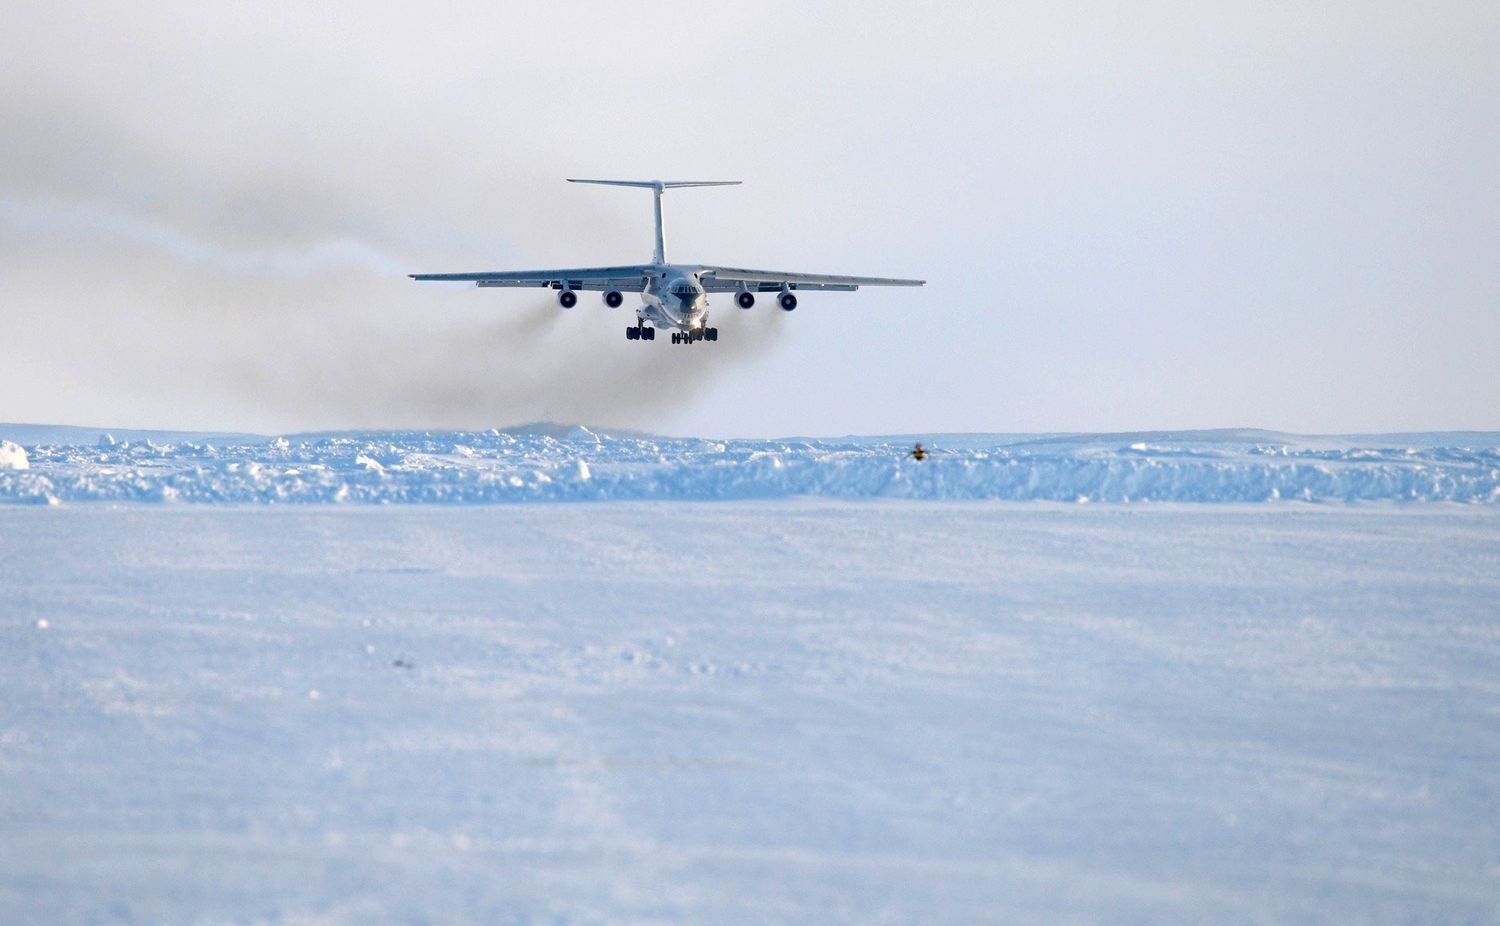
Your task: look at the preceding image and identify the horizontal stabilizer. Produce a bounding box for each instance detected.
[567,179,741,190]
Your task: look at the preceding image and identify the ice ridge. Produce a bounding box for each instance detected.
[2,430,1498,505]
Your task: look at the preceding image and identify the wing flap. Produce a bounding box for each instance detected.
[699,279,858,293]
[702,266,925,290]
[474,277,648,292]
[410,264,653,291]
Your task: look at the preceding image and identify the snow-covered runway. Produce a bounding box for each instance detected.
[3,502,1497,924]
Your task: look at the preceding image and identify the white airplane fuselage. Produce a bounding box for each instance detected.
[637,267,708,333]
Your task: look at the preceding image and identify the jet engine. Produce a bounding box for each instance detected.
[778,292,798,312]
[558,289,578,309]
[736,291,756,309]
[603,290,624,308]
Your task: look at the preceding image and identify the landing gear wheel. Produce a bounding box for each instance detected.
[671,332,681,344]
[642,326,654,340]
[626,326,639,340]
[706,328,718,342]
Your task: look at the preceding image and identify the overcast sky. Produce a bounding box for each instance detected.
[3,1,1496,436]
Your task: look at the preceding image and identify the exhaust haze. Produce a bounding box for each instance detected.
[0,58,790,434]
[228,297,790,432]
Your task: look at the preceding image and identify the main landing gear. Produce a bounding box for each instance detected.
[629,325,720,343]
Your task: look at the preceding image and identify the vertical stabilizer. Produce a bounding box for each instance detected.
[566,179,741,264]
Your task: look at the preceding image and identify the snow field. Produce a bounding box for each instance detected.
[2,502,1498,924]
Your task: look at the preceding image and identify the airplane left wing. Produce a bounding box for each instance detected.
[409,264,653,291]
[699,266,925,292]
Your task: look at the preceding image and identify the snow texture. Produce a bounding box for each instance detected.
[2,503,1497,924]
[0,440,27,471]
[1,427,1498,505]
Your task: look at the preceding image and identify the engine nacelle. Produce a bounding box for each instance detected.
[736,291,755,310]
[603,290,624,308]
[778,292,798,312]
[558,289,578,309]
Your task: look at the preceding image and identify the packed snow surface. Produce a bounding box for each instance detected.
[2,503,1497,924]
[2,427,1499,504]
[4,425,1498,921]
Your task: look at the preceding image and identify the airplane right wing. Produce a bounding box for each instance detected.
[409,264,654,291]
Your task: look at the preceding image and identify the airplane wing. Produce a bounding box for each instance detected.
[699,266,926,293]
[409,264,653,291]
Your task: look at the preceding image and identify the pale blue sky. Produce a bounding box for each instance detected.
[2,1,1496,436]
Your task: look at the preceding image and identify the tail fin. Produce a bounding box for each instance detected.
[566,179,741,263]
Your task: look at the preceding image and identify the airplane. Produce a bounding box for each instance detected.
[409,179,925,344]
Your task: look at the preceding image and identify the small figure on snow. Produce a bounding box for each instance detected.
[908,442,928,461]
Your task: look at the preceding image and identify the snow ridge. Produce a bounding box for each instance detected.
[0,440,28,471]
[2,430,1498,504]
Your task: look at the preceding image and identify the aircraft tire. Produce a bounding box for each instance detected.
[626,326,639,340]
[643,327,654,340]
[707,328,718,342]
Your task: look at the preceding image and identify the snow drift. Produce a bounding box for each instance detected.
[2,429,1498,504]
[0,440,28,471]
